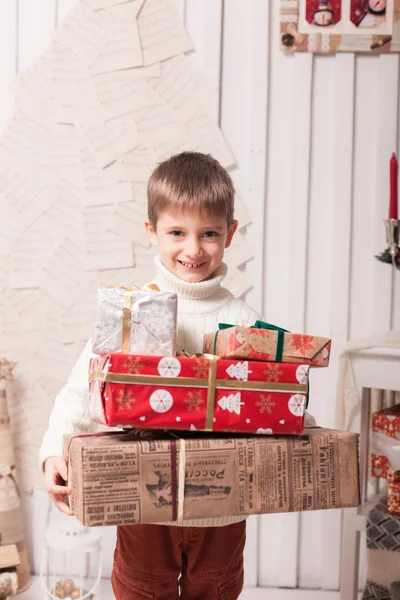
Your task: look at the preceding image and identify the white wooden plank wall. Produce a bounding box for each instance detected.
[1,0,400,593]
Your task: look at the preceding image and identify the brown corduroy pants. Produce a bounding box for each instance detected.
[111,521,246,599]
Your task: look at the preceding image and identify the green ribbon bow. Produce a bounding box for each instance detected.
[215,320,288,362]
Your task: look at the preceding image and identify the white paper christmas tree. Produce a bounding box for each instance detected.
[0,0,254,491]
[218,392,244,415]
[226,361,251,381]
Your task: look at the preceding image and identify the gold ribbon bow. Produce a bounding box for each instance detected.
[107,284,160,353]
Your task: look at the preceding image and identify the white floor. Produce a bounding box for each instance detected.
[19,576,351,599]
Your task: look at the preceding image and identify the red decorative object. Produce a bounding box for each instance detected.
[371,454,400,482]
[389,152,398,220]
[306,0,341,26]
[89,354,310,435]
[371,405,400,483]
[350,0,387,27]
[372,404,400,440]
[388,482,400,515]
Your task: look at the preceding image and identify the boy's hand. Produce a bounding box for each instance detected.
[44,456,73,516]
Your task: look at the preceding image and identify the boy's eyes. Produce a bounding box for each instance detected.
[168,231,218,238]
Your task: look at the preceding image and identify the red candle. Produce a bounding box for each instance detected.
[389,152,398,220]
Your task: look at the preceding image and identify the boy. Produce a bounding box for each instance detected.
[41,151,313,599]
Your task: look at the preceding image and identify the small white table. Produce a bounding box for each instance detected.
[340,347,400,600]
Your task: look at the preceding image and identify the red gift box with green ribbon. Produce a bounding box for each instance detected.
[89,354,310,435]
[203,321,331,367]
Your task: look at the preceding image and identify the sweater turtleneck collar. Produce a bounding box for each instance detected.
[152,254,228,300]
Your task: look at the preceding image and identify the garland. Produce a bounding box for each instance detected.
[375,247,400,270]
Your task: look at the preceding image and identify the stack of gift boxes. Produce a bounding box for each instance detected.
[371,405,400,514]
[65,286,360,527]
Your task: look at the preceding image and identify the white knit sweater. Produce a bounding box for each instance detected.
[39,256,262,527]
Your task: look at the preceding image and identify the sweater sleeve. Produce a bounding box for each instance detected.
[242,307,263,327]
[39,340,99,469]
[225,298,262,328]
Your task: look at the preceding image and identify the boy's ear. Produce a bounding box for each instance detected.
[225,220,238,249]
[145,220,158,247]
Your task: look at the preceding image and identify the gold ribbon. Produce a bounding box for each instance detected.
[205,355,217,430]
[107,284,160,353]
[174,353,217,430]
[89,370,306,393]
[89,355,307,431]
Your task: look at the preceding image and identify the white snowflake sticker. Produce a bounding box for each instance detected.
[150,389,174,413]
[296,365,309,384]
[157,357,181,378]
[256,428,273,435]
[288,394,306,417]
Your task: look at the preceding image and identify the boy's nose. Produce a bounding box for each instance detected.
[185,239,203,259]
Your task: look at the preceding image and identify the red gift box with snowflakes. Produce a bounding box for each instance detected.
[203,323,331,367]
[89,354,310,435]
[388,482,400,515]
[372,404,400,440]
[371,405,400,481]
[370,454,400,482]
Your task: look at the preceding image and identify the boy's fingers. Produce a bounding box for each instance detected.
[51,462,68,483]
[44,459,73,515]
[54,459,68,482]
[47,484,71,495]
[45,465,67,488]
[52,496,74,516]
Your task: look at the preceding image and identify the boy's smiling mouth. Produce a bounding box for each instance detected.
[178,260,207,269]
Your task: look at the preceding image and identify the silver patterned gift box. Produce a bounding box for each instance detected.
[92,286,177,356]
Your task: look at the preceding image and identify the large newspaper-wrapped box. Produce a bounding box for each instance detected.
[64,428,360,527]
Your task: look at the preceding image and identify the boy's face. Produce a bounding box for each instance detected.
[145,209,238,282]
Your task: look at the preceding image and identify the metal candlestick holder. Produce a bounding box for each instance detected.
[385,219,400,267]
[376,218,400,269]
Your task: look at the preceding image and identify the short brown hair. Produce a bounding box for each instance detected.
[147,151,235,227]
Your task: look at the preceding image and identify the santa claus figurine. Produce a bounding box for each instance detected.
[312,0,335,27]
[356,0,386,28]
